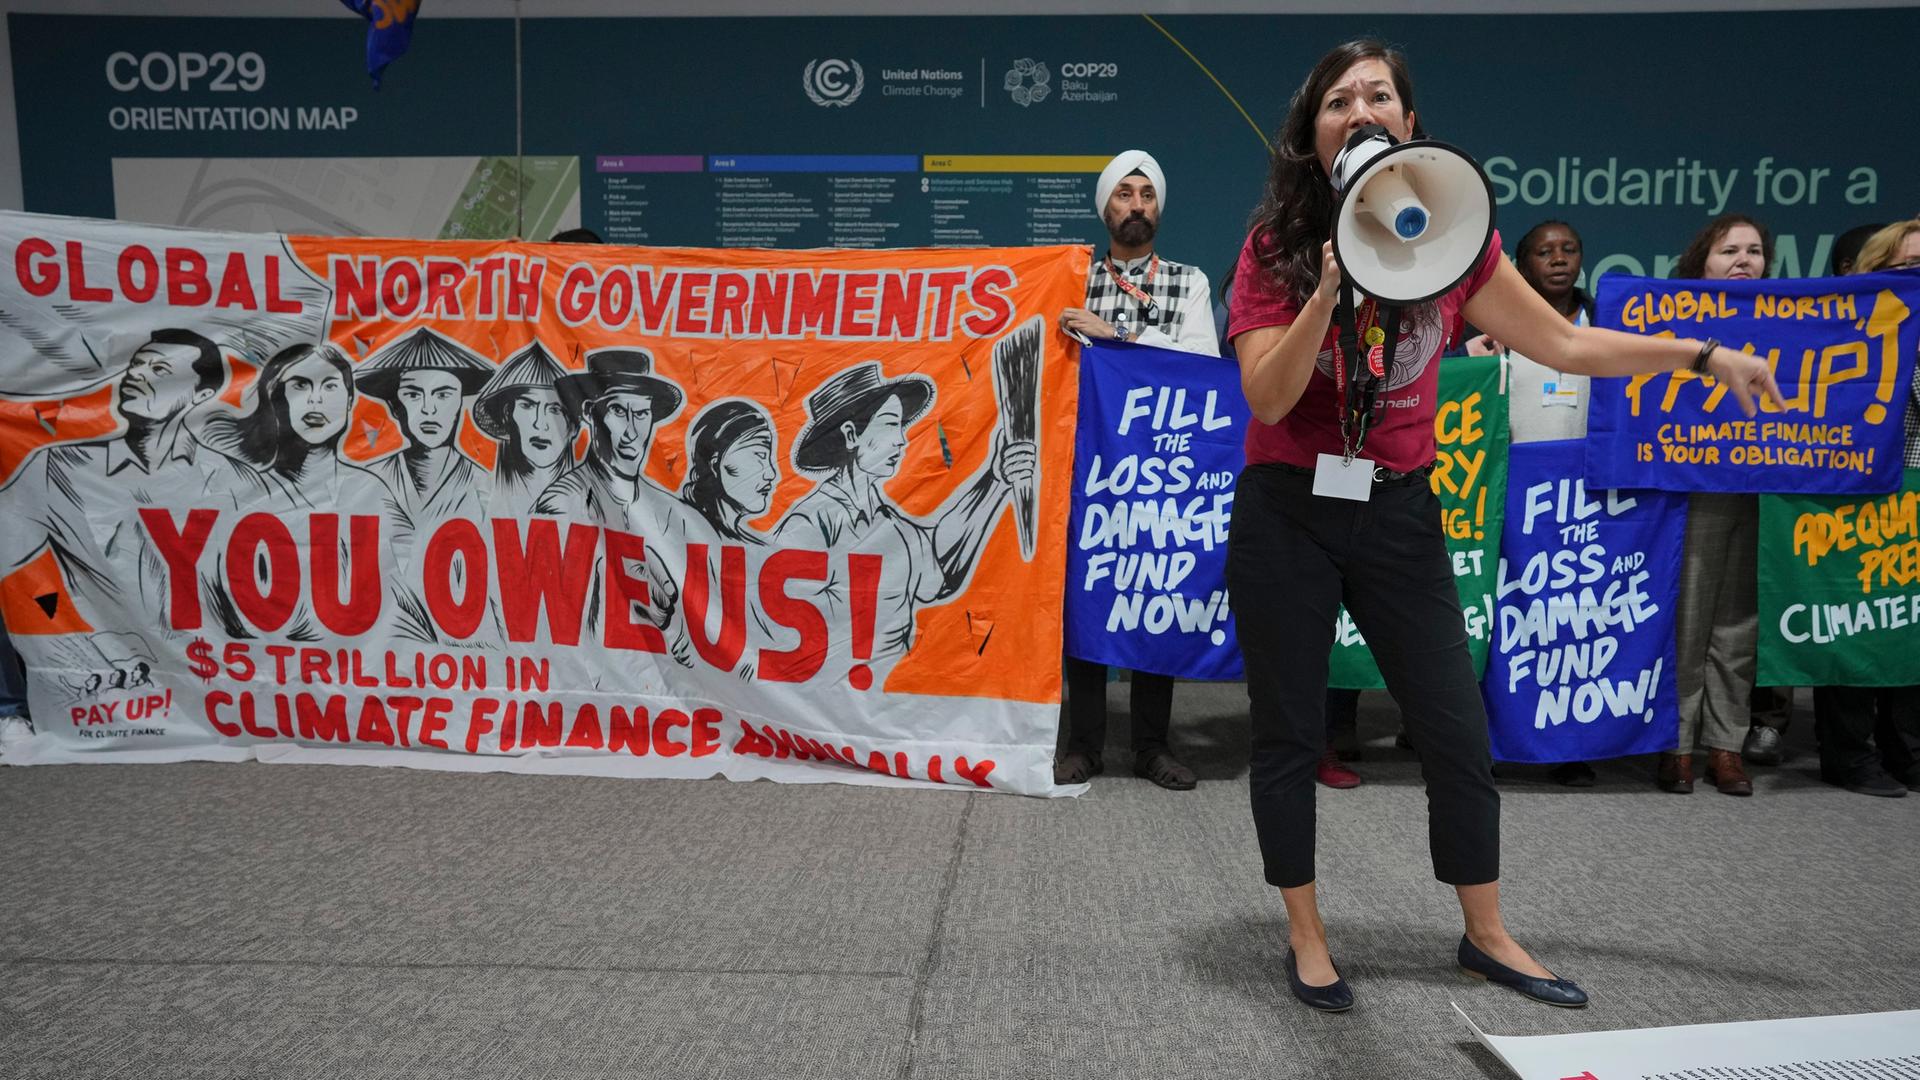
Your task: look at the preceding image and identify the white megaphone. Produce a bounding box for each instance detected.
[1329,125,1495,305]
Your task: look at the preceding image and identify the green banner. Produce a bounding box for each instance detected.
[1757,469,1920,686]
[1329,354,1510,689]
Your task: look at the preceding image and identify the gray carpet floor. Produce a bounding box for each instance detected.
[3,683,1915,1079]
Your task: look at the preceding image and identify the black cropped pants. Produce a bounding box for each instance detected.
[1227,464,1499,888]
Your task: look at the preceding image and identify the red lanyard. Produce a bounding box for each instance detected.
[1103,254,1160,313]
[1332,295,1392,460]
[1330,297,1382,402]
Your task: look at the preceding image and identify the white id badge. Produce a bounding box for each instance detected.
[1313,452,1374,501]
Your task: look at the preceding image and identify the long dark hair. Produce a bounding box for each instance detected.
[679,400,776,542]
[1672,213,1773,280]
[205,342,357,476]
[1248,39,1426,304]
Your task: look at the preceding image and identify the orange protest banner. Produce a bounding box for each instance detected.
[0,211,1089,795]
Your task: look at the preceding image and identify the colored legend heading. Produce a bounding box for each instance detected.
[923,155,1110,172]
[708,155,920,173]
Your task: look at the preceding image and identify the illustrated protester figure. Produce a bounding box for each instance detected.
[0,328,274,633]
[355,327,494,527]
[678,400,780,544]
[210,342,394,513]
[201,341,399,638]
[472,340,577,519]
[774,360,1037,682]
[532,348,685,646]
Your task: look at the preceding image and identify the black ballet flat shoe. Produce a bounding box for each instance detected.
[1457,935,1588,1008]
[1284,948,1354,1013]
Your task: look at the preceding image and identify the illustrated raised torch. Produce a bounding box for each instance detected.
[993,316,1045,559]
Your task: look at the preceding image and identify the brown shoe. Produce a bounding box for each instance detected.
[1053,751,1103,785]
[1705,749,1753,796]
[1656,752,1694,793]
[1133,748,1197,790]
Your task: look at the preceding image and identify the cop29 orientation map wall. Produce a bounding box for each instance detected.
[8,9,1920,284]
[0,210,1085,796]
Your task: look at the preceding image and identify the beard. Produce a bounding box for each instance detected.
[1107,211,1156,247]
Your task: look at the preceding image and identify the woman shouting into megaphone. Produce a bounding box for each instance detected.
[1224,38,1783,1015]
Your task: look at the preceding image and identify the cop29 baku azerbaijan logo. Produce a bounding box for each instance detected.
[803,59,864,107]
[1004,58,1050,106]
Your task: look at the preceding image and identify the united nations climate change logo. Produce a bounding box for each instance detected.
[804,59,864,107]
[1004,58,1050,106]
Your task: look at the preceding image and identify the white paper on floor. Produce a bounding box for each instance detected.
[1454,1002,1920,1080]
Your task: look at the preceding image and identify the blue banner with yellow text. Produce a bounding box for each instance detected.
[1588,271,1920,494]
[1065,341,1246,680]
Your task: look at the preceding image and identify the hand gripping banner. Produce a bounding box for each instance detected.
[0,211,1089,796]
[1064,340,1246,680]
[1588,271,1920,495]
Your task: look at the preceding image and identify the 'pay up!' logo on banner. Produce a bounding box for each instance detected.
[1589,272,1920,495]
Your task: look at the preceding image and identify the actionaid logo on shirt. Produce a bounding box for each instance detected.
[803,59,865,107]
[1004,58,1051,106]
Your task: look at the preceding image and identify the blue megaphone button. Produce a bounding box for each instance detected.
[1395,206,1428,239]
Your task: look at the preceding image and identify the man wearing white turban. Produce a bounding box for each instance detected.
[1057,149,1219,356]
[1055,149,1218,793]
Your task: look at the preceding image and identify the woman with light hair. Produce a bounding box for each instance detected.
[1807,218,1920,798]
[1853,218,1920,275]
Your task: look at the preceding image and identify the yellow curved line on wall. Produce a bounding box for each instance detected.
[1141,14,1271,150]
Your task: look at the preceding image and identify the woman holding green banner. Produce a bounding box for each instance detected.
[1225,39,1785,1014]
[1809,219,1920,798]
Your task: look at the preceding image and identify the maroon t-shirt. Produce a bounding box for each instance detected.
[1227,229,1503,474]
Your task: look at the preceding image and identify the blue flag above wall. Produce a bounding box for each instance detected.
[338,0,422,88]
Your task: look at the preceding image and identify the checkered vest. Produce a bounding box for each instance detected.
[1083,252,1205,340]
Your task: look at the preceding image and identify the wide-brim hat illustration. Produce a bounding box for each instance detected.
[353,327,495,403]
[557,348,685,427]
[792,361,935,473]
[473,340,571,441]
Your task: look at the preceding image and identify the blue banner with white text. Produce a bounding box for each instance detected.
[1485,440,1684,764]
[1065,341,1246,680]
[1588,271,1920,495]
